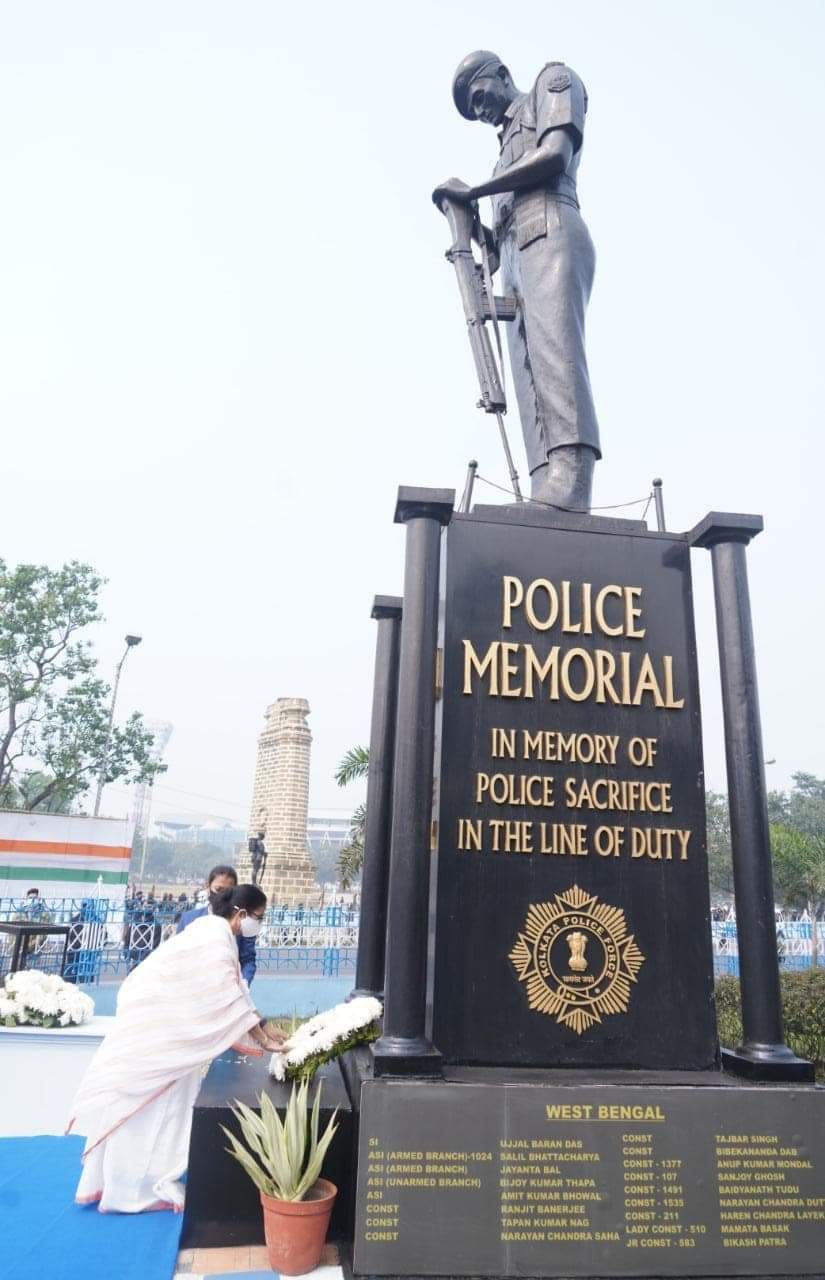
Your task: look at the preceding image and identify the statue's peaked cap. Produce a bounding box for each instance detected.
[452,50,505,119]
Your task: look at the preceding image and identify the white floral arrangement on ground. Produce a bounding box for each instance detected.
[269,995,382,1082]
[0,970,94,1028]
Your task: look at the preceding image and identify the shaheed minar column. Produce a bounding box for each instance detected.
[242,697,318,906]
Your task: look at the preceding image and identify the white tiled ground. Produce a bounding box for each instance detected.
[174,1243,342,1278]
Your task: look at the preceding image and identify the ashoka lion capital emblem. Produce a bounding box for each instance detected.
[509,885,645,1035]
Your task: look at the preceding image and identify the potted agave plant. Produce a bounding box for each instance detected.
[222,1078,339,1275]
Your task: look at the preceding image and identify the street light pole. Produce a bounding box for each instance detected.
[93,634,142,818]
[137,780,155,885]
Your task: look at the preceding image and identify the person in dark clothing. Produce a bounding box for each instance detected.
[177,864,258,985]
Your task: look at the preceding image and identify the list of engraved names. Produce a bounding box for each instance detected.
[355,1087,825,1276]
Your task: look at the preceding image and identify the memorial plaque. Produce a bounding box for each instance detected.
[431,513,716,1069]
[353,1078,825,1277]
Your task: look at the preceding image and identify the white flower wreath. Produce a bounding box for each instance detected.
[269,996,382,1081]
[1,970,94,1028]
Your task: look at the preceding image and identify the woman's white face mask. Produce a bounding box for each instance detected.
[238,912,262,938]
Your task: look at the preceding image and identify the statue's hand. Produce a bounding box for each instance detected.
[478,223,500,275]
[432,177,473,210]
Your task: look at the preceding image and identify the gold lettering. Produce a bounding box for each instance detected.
[463,639,499,694]
[624,587,646,638]
[662,655,685,709]
[595,649,620,704]
[499,578,648,639]
[560,581,581,633]
[525,579,559,631]
[503,821,533,854]
[500,642,522,697]
[457,818,482,850]
[524,644,560,699]
[581,581,593,635]
[631,828,690,860]
[631,653,665,707]
[462,640,685,712]
[594,825,624,856]
[502,576,524,628]
[620,651,632,702]
[564,779,673,814]
[560,649,595,702]
[594,585,624,636]
[492,727,516,758]
[539,822,588,855]
[476,773,555,807]
[558,824,583,855]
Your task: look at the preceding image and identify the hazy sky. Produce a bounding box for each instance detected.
[1,1,822,832]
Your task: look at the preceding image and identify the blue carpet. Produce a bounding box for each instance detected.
[0,1136,182,1280]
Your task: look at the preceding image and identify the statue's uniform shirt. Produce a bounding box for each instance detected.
[491,63,600,471]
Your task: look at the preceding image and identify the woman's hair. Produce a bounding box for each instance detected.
[210,883,267,919]
[207,864,238,887]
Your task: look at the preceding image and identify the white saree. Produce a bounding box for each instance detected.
[68,913,260,1213]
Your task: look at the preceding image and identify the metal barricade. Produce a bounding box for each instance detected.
[0,897,361,980]
[710,917,825,977]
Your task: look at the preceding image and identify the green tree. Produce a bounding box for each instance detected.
[767,787,791,825]
[310,842,343,887]
[791,773,825,802]
[2,769,74,813]
[705,790,733,896]
[335,746,369,888]
[139,837,175,881]
[771,825,825,968]
[0,559,164,811]
[137,839,228,884]
[769,772,825,968]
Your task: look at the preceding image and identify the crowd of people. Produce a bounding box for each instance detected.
[122,885,324,923]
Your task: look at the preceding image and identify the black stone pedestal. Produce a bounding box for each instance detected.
[349,1071,825,1279]
[180,1050,354,1248]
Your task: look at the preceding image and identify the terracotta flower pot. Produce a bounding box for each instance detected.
[260,1177,337,1275]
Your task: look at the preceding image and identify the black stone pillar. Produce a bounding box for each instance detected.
[690,513,813,1081]
[372,487,454,1076]
[350,596,403,1001]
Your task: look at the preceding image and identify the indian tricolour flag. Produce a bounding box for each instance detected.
[0,810,133,901]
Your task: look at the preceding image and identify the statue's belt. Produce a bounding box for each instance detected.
[495,190,580,236]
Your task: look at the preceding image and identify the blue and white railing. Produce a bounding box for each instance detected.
[0,896,360,983]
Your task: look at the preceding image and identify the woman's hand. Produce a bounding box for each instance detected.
[250,1021,288,1052]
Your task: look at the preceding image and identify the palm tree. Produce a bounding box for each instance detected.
[335,747,369,888]
[335,746,369,788]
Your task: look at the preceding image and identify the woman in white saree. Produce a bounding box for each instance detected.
[68,884,285,1213]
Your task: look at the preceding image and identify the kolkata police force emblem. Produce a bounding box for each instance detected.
[509,885,645,1035]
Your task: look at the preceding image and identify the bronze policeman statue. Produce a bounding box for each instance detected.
[434,51,600,511]
[248,830,267,887]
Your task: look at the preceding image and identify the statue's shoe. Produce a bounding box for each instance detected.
[530,446,595,513]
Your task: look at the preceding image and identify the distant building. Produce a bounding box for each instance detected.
[153,818,247,852]
[149,809,353,864]
[307,811,353,859]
